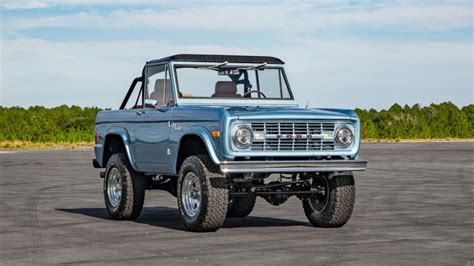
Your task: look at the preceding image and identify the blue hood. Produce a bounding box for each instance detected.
[225,106,356,120]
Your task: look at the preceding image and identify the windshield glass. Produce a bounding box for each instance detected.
[174,65,292,100]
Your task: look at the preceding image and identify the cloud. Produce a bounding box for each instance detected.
[2,1,472,32]
[275,39,473,109]
[1,1,472,109]
[1,1,49,10]
[1,38,471,109]
[0,38,253,107]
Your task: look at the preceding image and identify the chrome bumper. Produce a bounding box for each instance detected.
[220,159,368,173]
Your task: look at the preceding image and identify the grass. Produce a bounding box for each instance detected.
[1,139,473,151]
[0,141,94,150]
[362,138,474,143]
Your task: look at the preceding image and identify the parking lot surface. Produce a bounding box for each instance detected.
[0,142,473,265]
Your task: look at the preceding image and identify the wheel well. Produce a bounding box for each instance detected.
[103,134,126,166]
[176,135,209,173]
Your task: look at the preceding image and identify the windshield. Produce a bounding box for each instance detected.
[174,65,293,100]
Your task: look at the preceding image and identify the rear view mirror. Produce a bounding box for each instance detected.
[218,69,240,76]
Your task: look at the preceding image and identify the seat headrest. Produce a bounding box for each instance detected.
[215,81,237,94]
[154,79,171,91]
[150,79,172,105]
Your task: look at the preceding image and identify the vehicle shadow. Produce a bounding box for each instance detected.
[57,207,310,231]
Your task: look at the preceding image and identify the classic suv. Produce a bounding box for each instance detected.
[93,54,368,232]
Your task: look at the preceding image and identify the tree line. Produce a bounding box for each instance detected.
[0,102,472,143]
[355,102,473,139]
[0,105,100,143]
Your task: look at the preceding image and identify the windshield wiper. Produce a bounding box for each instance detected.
[199,61,267,71]
[207,61,228,70]
[235,62,267,71]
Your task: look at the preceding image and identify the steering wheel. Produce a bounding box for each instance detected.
[242,90,267,98]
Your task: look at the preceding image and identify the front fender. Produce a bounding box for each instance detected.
[173,127,221,172]
[96,126,139,172]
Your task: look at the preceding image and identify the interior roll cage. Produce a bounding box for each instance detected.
[119,76,143,110]
[119,59,292,110]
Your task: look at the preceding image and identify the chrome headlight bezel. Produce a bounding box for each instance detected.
[335,126,354,148]
[232,124,253,149]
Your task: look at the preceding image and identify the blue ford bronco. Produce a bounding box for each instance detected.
[93,54,367,232]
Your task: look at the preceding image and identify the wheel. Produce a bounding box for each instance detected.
[104,153,146,220]
[177,155,228,232]
[302,173,355,227]
[227,194,256,217]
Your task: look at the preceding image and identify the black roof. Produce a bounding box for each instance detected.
[147,54,284,64]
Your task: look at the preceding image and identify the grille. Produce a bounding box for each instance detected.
[249,121,336,151]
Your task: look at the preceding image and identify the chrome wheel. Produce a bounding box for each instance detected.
[181,172,202,217]
[308,176,329,213]
[107,168,122,208]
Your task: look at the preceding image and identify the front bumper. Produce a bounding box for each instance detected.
[220,159,367,173]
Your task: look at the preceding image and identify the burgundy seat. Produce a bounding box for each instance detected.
[212,81,241,98]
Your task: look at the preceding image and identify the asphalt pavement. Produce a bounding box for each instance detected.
[0,142,473,265]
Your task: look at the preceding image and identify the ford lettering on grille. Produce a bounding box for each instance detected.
[250,121,336,151]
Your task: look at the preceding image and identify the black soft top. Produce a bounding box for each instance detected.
[147,54,284,64]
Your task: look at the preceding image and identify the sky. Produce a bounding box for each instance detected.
[0,0,472,110]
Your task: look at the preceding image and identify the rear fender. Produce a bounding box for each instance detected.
[101,127,138,172]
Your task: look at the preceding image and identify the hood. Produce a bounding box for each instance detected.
[225,106,356,120]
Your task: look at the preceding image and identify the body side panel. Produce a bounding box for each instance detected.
[169,106,225,174]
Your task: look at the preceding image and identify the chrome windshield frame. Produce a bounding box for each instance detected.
[170,61,298,107]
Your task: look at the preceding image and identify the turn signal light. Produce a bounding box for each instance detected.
[212,131,221,137]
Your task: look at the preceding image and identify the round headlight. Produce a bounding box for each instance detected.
[234,125,253,148]
[335,126,353,147]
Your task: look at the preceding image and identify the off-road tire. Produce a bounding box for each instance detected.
[104,153,146,220]
[227,195,256,217]
[303,173,355,227]
[177,155,228,232]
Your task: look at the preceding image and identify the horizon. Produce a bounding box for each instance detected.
[1,0,473,110]
[1,100,471,113]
